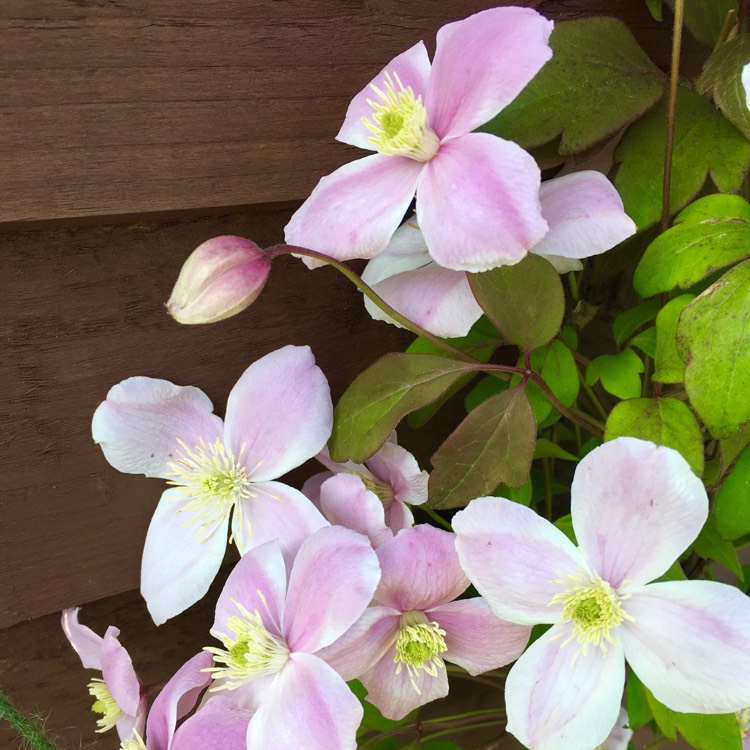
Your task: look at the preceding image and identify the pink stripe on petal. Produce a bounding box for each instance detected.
[284,154,423,262]
[620,581,750,713]
[61,608,103,670]
[170,696,252,750]
[427,7,553,139]
[417,134,547,271]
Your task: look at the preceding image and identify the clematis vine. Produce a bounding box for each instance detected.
[61,608,147,743]
[285,7,555,272]
[319,525,530,719]
[453,437,750,750]
[91,345,331,624]
[361,171,637,337]
[201,525,381,750]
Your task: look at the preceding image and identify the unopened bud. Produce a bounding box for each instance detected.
[167,236,271,324]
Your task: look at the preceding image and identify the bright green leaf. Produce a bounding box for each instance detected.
[554,514,577,544]
[429,386,536,509]
[653,295,695,383]
[534,438,578,461]
[464,374,509,413]
[676,261,750,437]
[586,348,644,400]
[484,18,665,153]
[494,475,533,506]
[694,512,744,578]
[613,299,661,345]
[666,0,739,48]
[560,324,579,350]
[676,194,750,226]
[716,447,750,540]
[350,680,416,733]
[629,326,657,358]
[626,671,653,729]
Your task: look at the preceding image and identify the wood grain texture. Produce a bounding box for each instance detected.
[0,0,670,224]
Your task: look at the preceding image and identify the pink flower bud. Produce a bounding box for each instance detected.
[167,236,271,324]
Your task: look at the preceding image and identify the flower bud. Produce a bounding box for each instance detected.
[167,236,271,324]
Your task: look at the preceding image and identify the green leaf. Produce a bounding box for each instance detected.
[586,348,644,400]
[676,194,750,226]
[429,386,536,509]
[633,217,750,297]
[560,323,579,350]
[676,261,750,437]
[645,0,663,20]
[534,438,578,461]
[494,475,533,506]
[350,680,416,733]
[626,671,653,729]
[483,17,665,153]
[666,0,739,48]
[330,353,470,463]
[469,255,564,351]
[629,326,657,358]
[553,514,577,544]
[693,512,744,578]
[716,447,750,540]
[464,374,509,413]
[614,87,750,230]
[653,294,696,383]
[613,299,661,345]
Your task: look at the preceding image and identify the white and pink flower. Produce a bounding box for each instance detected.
[453,437,750,750]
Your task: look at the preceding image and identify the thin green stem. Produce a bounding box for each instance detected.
[420,708,507,726]
[418,503,453,531]
[543,457,554,520]
[567,271,580,304]
[420,718,506,743]
[527,371,605,437]
[0,691,61,750]
[578,369,609,422]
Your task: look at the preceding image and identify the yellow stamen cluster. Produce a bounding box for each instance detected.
[350,470,396,509]
[394,610,448,693]
[736,707,750,739]
[88,678,123,733]
[362,71,439,162]
[120,732,146,750]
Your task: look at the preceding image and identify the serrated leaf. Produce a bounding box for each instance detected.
[469,254,564,351]
[666,0,739,48]
[653,294,696,383]
[694,512,744,578]
[429,386,536,509]
[676,194,750,226]
[330,353,470,463]
[483,17,665,153]
[614,87,750,229]
[613,299,661,345]
[676,261,750,437]
[716,447,750,540]
[586,348,644,400]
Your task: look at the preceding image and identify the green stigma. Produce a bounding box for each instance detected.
[88,678,123,733]
[394,611,447,693]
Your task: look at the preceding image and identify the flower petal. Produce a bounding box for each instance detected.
[92,377,223,479]
[417,133,547,271]
[384,500,414,536]
[535,253,583,273]
[285,526,381,653]
[299,470,332,507]
[428,598,530,675]
[337,41,432,150]
[224,345,332,482]
[61,608,103,670]
[620,581,750,713]
[453,497,587,625]
[427,7,553,139]
[375,525,468,612]
[171,696,252,750]
[571,437,708,588]
[100,627,143,720]
[505,623,625,750]
[531,171,636,260]
[284,154,423,263]
[247,653,362,750]
[366,439,429,507]
[141,488,229,625]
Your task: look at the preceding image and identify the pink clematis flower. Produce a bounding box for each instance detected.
[361,171,637,337]
[453,437,750,750]
[202,525,381,750]
[598,707,632,750]
[91,345,331,624]
[302,437,428,536]
[62,608,147,743]
[319,525,531,720]
[285,7,554,272]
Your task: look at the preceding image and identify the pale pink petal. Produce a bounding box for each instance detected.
[384,500,414,535]
[572,438,708,588]
[92,377,223,479]
[213,539,288,637]
[100,628,142,719]
[361,216,432,285]
[620,581,750,713]
[231,481,328,560]
[146,651,213,750]
[313,445,363,475]
[284,526,381,653]
[360,642,449,720]
[299,470,332,507]
[284,154,423,263]
[337,41,432,150]
[117,710,146,744]
[453,497,587,625]
[367,440,429,507]
[417,133,547,271]
[603,707,633,750]
[531,172,637,260]
[427,7,553,139]
[171,696,251,750]
[247,653,362,750]
[61,608,103,670]
[375,525,468,612]
[428,598,530,675]
[535,253,583,273]
[141,488,229,626]
[319,474,393,549]
[224,345,332,482]
[505,623,625,750]
[316,607,401,681]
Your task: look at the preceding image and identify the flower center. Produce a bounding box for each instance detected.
[394,610,447,693]
[362,71,439,162]
[550,570,633,657]
[120,733,146,750]
[88,678,123,733]
[206,598,290,690]
[350,470,396,509]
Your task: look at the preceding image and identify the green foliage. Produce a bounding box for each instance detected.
[677,194,750,224]
[716,447,750,540]
[429,386,536,509]
[468,255,564,351]
[629,326,657,358]
[614,87,750,229]
[463,374,508,413]
[693,512,744,578]
[494,475,533,506]
[645,0,663,21]
[553,514,577,543]
[586,348,644,400]
[534,438,578,461]
[666,0,739,48]
[351,680,416,738]
[653,294,696,383]
[0,691,61,750]
[626,671,653,729]
[605,397,705,476]
[613,299,661,345]
[676,261,750,437]
[329,353,469,463]
[484,17,665,153]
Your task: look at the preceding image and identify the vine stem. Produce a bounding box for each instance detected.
[661,0,685,231]
[418,503,453,531]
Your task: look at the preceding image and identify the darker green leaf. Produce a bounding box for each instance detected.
[716,447,750,540]
[653,294,695,383]
[666,0,739,48]
[693,512,744,578]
